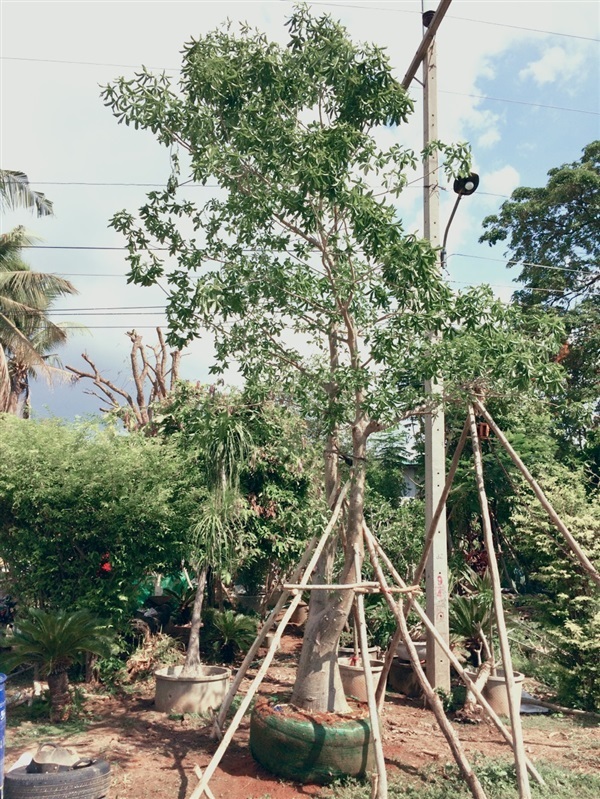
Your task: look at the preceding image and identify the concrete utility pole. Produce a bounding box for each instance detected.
[403,0,453,691]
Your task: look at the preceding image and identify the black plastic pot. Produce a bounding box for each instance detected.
[4,759,111,798]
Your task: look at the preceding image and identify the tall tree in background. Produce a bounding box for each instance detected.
[480,141,600,481]
[103,7,563,713]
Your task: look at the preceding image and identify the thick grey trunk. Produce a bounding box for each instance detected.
[181,565,208,676]
[291,423,368,712]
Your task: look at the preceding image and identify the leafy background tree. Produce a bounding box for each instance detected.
[480,141,600,484]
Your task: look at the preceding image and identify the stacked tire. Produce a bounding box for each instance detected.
[4,759,111,798]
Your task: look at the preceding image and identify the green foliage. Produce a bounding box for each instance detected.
[153,382,321,593]
[510,463,600,710]
[317,760,600,799]
[480,141,600,479]
[0,608,112,676]
[0,415,186,623]
[101,5,562,436]
[203,608,258,663]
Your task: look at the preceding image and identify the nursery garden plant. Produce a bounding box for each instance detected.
[102,4,564,720]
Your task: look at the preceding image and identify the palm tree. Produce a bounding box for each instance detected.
[0,169,53,217]
[0,609,113,721]
[0,227,77,414]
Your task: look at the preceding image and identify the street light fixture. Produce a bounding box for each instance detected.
[441,172,480,269]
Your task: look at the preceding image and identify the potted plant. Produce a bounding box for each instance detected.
[450,567,524,717]
[0,608,112,721]
[153,388,253,715]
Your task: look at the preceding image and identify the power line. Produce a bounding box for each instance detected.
[450,253,584,274]
[305,1,600,42]
[23,180,512,200]
[3,58,598,116]
[440,90,599,117]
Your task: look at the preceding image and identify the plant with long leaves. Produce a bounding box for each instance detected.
[0,608,112,721]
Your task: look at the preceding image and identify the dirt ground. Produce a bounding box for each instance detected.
[5,633,600,799]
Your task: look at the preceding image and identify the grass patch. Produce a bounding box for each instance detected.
[317,759,600,799]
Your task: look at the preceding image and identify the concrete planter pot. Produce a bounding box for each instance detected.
[466,668,524,717]
[395,639,427,662]
[250,700,373,784]
[338,656,385,702]
[154,665,231,715]
[388,657,423,698]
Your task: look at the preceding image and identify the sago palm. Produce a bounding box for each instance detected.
[0,609,113,721]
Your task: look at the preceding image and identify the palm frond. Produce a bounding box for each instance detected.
[0,609,112,676]
[0,171,53,217]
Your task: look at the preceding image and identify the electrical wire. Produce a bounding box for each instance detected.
[305,1,600,42]
[22,245,588,277]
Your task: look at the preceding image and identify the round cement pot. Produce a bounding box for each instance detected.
[388,657,423,698]
[338,645,380,659]
[289,601,309,626]
[466,668,524,717]
[250,701,373,784]
[395,640,427,662]
[338,656,385,702]
[154,665,231,714]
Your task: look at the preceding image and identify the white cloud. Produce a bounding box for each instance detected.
[519,46,585,86]
[484,165,521,199]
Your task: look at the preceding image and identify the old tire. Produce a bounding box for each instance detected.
[4,759,111,798]
[250,702,373,784]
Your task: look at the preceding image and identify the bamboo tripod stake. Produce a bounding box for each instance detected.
[376,416,471,708]
[363,524,489,799]
[189,483,349,799]
[468,405,531,799]
[353,545,388,799]
[365,527,545,787]
[474,399,600,587]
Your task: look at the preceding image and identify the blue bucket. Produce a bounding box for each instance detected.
[0,672,5,797]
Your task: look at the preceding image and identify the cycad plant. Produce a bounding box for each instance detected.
[0,609,112,721]
[205,609,257,664]
[449,568,496,668]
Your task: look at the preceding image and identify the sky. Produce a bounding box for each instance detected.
[1,0,599,420]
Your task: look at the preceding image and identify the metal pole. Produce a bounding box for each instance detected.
[423,15,451,692]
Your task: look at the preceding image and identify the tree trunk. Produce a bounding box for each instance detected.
[181,565,208,677]
[47,670,71,722]
[291,422,368,712]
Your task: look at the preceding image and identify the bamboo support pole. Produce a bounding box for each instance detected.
[474,399,600,588]
[192,766,216,799]
[354,545,388,799]
[190,483,349,799]
[366,526,545,787]
[468,405,531,799]
[363,526,489,799]
[412,415,471,586]
[376,615,405,711]
[282,582,420,593]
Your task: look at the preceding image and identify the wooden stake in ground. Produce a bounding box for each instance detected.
[376,416,469,708]
[365,526,545,788]
[189,484,349,799]
[363,526,489,799]
[474,399,600,588]
[354,545,388,799]
[468,405,531,799]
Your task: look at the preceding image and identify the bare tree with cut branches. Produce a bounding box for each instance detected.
[66,327,182,430]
